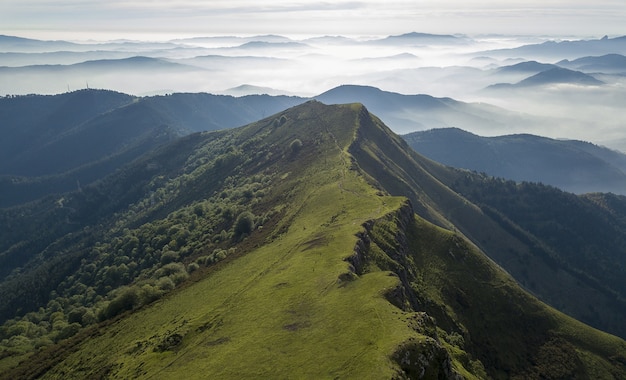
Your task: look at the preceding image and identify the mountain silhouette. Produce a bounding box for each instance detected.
[403,127,626,194]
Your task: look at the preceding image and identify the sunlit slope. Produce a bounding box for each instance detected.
[374,208,626,379]
[40,157,413,378]
[11,102,435,379]
[6,101,625,379]
[349,109,626,341]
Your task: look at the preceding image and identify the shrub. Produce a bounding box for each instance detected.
[160,250,179,264]
[187,262,200,273]
[157,277,175,291]
[140,284,162,304]
[99,286,140,320]
[156,262,186,279]
[234,211,255,239]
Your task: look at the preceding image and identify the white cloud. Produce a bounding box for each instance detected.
[1,0,624,40]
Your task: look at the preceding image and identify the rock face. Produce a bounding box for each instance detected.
[349,201,466,379]
[393,338,463,380]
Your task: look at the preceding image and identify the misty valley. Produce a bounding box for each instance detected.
[1,32,626,379]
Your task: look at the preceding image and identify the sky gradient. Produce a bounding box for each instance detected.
[2,1,625,40]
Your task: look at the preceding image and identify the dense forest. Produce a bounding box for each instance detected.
[0,116,290,358]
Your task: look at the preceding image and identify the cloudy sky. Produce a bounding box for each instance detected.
[2,0,625,40]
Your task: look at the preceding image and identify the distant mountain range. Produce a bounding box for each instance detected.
[403,128,626,194]
[372,32,470,45]
[487,67,604,89]
[0,90,304,206]
[4,84,623,207]
[495,60,556,74]
[480,35,626,60]
[0,35,80,53]
[314,84,540,133]
[557,53,626,74]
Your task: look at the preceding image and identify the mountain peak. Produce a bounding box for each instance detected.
[519,67,604,86]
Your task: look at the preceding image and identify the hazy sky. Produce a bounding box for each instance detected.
[2,0,625,40]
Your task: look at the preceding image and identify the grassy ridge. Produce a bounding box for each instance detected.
[403,216,626,379]
[2,101,626,379]
[32,103,427,379]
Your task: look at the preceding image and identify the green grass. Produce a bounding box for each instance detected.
[401,214,626,379]
[31,104,423,379]
[5,101,626,379]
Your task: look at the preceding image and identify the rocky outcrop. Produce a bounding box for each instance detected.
[393,337,464,380]
[347,201,465,379]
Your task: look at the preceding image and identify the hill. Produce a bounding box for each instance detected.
[0,35,79,53]
[479,35,626,60]
[315,84,537,134]
[517,67,604,87]
[1,102,625,379]
[496,61,556,74]
[403,128,626,194]
[557,54,626,74]
[0,90,305,207]
[371,32,470,45]
[487,67,604,90]
[2,85,548,208]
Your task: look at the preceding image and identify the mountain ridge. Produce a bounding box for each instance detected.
[2,101,626,378]
[403,127,626,194]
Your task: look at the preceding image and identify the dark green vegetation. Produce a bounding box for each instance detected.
[451,178,626,338]
[403,127,626,194]
[0,90,305,206]
[1,85,539,207]
[1,102,626,378]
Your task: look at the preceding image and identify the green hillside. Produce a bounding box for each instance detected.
[0,90,305,207]
[1,102,625,379]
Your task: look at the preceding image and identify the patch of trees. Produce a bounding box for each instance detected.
[452,173,626,298]
[0,127,286,359]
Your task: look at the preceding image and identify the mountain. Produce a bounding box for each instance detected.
[479,35,626,60]
[403,128,626,194]
[315,84,538,134]
[0,56,197,75]
[220,84,294,96]
[0,90,306,207]
[1,102,625,379]
[236,41,310,50]
[0,35,80,53]
[557,54,626,74]
[0,35,180,54]
[371,32,470,45]
[3,84,551,208]
[517,67,604,86]
[172,34,293,45]
[0,56,208,95]
[0,50,141,67]
[179,54,288,70]
[488,67,604,89]
[495,60,556,74]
